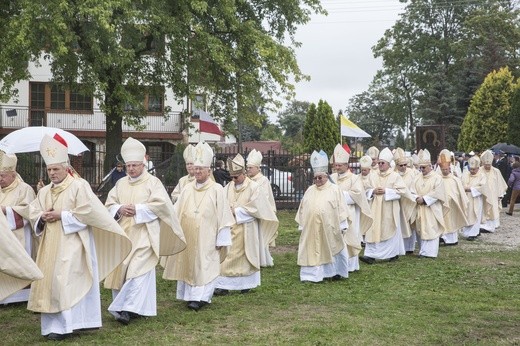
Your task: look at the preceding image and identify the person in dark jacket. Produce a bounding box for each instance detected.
[213,159,231,186]
[111,161,127,186]
[506,161,520,215]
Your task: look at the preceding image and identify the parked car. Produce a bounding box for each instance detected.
[261,165,293,199]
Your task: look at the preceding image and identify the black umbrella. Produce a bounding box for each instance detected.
[491,143,520,155]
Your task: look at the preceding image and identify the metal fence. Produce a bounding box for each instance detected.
[15,147,318,209]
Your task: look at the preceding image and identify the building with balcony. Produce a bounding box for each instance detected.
[0,57,224,186]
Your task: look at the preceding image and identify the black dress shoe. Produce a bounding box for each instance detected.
[506,212,513,216]
[116,311,130,325]
[445,242,458,246]
[439,238,446,244]
[388,255,399,262]
[480,228,491,233]
[240,289,251,293]
[466,236,477,241]
[405,250,414,255]
[187,301,201,311]
[214,288,229,296]
[330,274,342,281]
[360,256,375,264]
[46,333,71,341]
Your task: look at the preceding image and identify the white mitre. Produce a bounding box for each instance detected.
[468,155,480,169]
[121,137,146,163]
[417,149,431,165]
[393,147,407,165]
[193,142,213,167]
[378,147,393,163]
[0,151,17,172]
[247,149,263,167]
[183,144,195,164]
[333,144,350,164]
[40,134,69,165]
[367,146,380,160]
[359,155,372,169]
[480,150,493,165]
[311,150,329,173]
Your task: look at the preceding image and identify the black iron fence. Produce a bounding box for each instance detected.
[15,147,326,209]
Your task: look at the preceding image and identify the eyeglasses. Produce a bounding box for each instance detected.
[377,162,386,165]
[313,176,325,181]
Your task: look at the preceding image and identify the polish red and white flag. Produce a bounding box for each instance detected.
[199,111,223,136]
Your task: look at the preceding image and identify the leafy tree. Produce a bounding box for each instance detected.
[507,84,520,147]
[303,100,339,155]
[458,67,516,152]
[0,0,323,170]
[372,0,520,147]
[277,100,310,151]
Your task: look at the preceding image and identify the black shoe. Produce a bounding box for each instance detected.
[116,311,130,325]
[360,256,375,264]
[405,250,414,255]
[330,274,342,281]
[480,228,491,233]
[214,288,229,296]
[388,255,399,262]
[466,236,477,241]
[240,289,251,294]
[46,333,70,341]
[187,301,201,311]
[506,212,513,216]
[445,242,458,246]
[439,238,446,244]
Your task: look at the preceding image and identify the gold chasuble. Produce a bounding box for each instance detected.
[461,170,488,225]
[0,176,36,251]
[222,177,278,276]
[397,168,418,238]
[105,171,186,290]
[296,181,348,267]
[0,213,43,301]
[171,174,195,203]
[28,175,131,313]
[250,173,279,248]
[365,170,410,243]
[410,171,448,240]
[481,167,507,222]
[163,179,235,286]
[441,173,469,233]
[330,171,373,257]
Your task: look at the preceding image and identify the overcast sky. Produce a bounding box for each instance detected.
[281,0,405,120]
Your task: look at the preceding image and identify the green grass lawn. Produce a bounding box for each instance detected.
[2,210,520,345]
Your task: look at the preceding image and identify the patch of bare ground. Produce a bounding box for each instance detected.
[459,210,520,252]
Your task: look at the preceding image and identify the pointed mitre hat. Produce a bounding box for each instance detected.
[367,146,380,160]
[480,150,493,165]
[0,151,17,172]
[359,155,373,169]
[417,149,431,165]
[310,150,329,173]
[393,147,407,165]
[246,149,263,167]
[183,144,195,164]
[378,147,393,163]
[40,134,69,166]
[193,141,213,167]
[438,149,451,169]
[228,153,245,175]
[468,155,481,169]
[333,144,350,164]
[121,137,146,163]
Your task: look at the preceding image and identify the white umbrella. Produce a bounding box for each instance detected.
[0,126,89,155]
